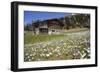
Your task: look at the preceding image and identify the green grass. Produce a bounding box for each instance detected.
[62,28,89,33]
[24,28,89,44]
[24,28,90,62]
[24,33,66,44]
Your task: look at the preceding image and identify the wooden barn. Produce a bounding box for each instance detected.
[31,19,64,35]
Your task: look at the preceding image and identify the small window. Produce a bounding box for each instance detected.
[52,30,55,32]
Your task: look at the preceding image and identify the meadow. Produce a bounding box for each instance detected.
[24,28,90,62]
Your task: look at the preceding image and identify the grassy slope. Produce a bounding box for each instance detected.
[24,28,90,61]
[24,28,89,44]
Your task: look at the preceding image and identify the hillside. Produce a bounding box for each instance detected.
[25,14,90,30]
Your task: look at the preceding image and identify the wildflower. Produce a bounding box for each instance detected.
[81,53,86,58]
[32,57,34,60]
[57,46,60,49]
[29,59,31,61]
[63,43,66,45]
[46,54,50,57]
[25,53,28,56]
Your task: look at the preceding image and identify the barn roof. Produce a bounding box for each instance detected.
[32,18,64,28]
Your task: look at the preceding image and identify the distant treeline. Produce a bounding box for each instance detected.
[25,14,90,30]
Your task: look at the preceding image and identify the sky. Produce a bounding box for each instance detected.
[24,11,72,25]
